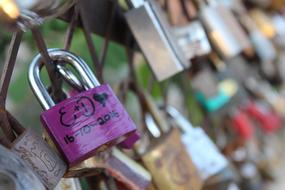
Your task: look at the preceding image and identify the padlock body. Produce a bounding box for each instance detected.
[11,129,67,189]
[181,128,228,180]
[41,84,137,166]
[125,1,186,81]
[142,128,203,190]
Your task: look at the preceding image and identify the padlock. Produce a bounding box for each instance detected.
[0,144,46,190]
[142,114,203,190]
[136,92,203,190]
[243,101,281,133]
[124,0,189,81]
[54,178,82,190]
[57,64,141,150]
[174,21,212,59]
[28,48,137,166]
[166,106,228,180]
[197,0,251,58]
[229,109,254,140]
[2,111,67,189]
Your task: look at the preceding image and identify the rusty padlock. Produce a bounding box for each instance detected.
[28,48,137,166]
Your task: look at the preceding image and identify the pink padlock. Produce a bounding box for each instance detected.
[57,65,141,150]
[28,49,137,166]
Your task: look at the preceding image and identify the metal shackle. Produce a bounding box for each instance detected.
[166,106,195,134]
[145,113,162,138]
[28,48,100,110]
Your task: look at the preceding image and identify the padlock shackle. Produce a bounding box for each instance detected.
[144,112,162,138]
[29,49,100,110]
[56,64,86,91]
[166,106,195,134]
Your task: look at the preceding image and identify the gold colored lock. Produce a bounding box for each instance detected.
[136,92,203,190]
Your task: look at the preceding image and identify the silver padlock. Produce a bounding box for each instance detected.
[0,144,45,190]
[125,0,189,81]
[166,106,228,180]
[174,21,212,59]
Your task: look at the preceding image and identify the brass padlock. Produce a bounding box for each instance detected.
[136,92,203,190]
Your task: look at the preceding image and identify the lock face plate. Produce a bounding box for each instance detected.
[41,84,137,166]
[142,129,203,190]
[12,129,67,189]
[181,128,228,180]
